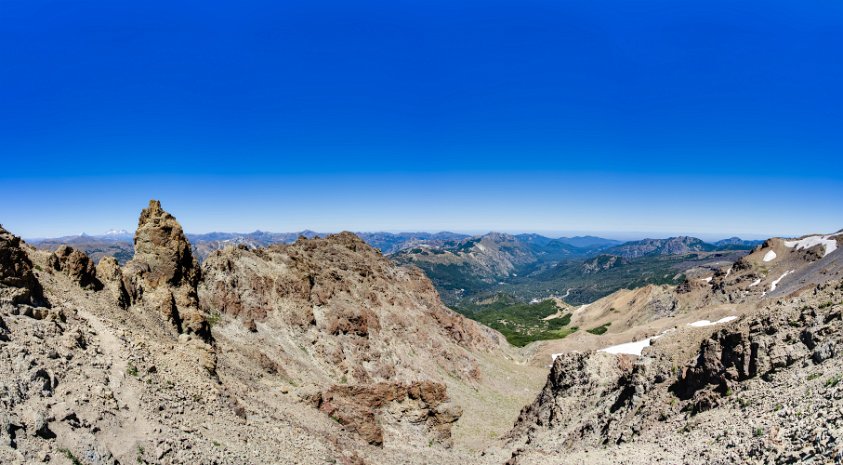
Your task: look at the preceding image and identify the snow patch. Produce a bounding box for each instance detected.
[769,270,794,292]
[598,338,654,356]
[475,243,487,252]
[783,235,838,257]
[597,329,674,357]
[748,278,761,288]
[688,316,738,327]
[763,250,777,262]
[699,276,713,283]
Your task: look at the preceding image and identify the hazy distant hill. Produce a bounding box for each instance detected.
[555,235,623,248]
[391,232,620,302]
[29,230,477,263]
[713,236,765,250]
[30,233,135,264]
[355,231,470,254]
[602,236,717,259]
[396,233,762,307]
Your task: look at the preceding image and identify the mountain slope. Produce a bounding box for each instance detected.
[498,231,843,464]
[603,236,716,259]
[391,232,595,303]
[0,202,547,465]
[30,234,134,264]
[555,235,623,249]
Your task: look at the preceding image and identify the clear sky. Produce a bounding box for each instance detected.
[1,1,841,239]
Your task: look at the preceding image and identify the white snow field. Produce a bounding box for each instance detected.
[688,316,738,327]
[597,329,675,357]
[763,250,777,262]
[599,338,654,356]
[784,235,838,257]
[748,278,762,288]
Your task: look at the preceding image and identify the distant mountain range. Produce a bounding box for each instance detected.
[601,236,716,259]
[27,230,761,282]
[392,233,760,305]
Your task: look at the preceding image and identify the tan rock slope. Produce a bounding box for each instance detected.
[200,232,502,384]
[199,231,546,454]
[0,202,545,465]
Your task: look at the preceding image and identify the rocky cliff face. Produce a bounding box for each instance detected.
[0,225,45,306]
[200,232,501,384]
[123,201,210,341]
[196,232,535,450]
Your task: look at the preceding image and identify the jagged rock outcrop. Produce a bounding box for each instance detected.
[506,350,649,452]
[504,280,843,464]
[200,232,500,385]
[0,225,46,306]
[123,200,210,341]
[1,217,543,465]
[670,300,840,412]
[311,381,462,447]
[47,245,103,291]
[96,256,130,308]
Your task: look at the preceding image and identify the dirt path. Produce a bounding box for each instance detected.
[76,309,158,461]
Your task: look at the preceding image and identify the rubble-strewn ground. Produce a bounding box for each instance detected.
[0,204,546,465]
[503,280,843,464]
[2,207,842,465]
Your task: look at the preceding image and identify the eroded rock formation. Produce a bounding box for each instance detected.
[48,245,102,291]
[0,225,46,306]
[96,256,130,308]
[123,200,210,340]
[312,381,462,447]
[200,232,501,384]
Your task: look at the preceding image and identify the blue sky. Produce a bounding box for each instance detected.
[1,0,841,239]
